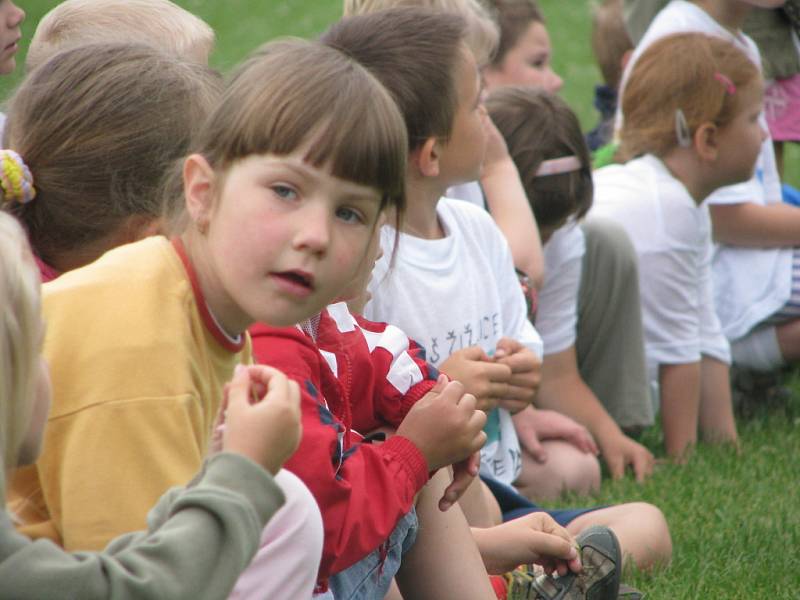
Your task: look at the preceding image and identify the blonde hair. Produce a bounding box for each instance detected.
[0,213,41,472]
[3,43,221,270]
[618,33,761,162]
[26,0,215,70]
[591,0,632,90]
[343,0,499,65]
[164,38,408,232]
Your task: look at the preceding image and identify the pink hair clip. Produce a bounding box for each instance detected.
[714,72,736,95]
[535,155,583,178]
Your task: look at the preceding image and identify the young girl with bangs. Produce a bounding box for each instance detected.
[0,210,300,598]
[592,32,764,458]
[6,38,420,598]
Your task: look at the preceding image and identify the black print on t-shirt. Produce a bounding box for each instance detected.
[426,313,500,364]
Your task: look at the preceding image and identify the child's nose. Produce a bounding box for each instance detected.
[547,69,563,94]
[294,206,331,253]
[8,2,24,27]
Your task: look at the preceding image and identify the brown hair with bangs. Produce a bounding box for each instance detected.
[165,38,407,231]
[484,0,543,67]
[486,86,592,230]
[618,32,761,162]
[2,42,221,270]
[321,8,467,151]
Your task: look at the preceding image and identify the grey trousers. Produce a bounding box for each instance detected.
[576,218,654,430]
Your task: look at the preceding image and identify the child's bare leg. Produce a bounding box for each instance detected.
[458,476,502,527]
[383,579,403,600]
[699,356,738,445]
[396,469,495,600]
[777,318,800,362]
[514,440,601,502]
[565,503,672,571]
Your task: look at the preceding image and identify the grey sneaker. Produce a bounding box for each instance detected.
[508,525,621,600]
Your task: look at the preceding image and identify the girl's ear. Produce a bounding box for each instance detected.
[412,136,441,178]
[694,122,719,162]
[183,154,216,232]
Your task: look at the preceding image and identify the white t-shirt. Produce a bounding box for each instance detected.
[365,197,543,486]
[616,0,791,340]
[590,155,730,382]
[535,225,584,356]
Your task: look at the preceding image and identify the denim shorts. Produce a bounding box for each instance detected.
[324,508,419,600]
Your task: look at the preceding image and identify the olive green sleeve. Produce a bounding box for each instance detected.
[0,453,284,600]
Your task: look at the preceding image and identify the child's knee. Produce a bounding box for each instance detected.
[626,502,672,567]
[544,441,601,494]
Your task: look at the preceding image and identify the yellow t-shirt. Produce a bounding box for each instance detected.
[9,236,251,551]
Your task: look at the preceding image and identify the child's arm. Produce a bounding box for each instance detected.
[534,346,655,481]
[659,361,701,459]
[709,202,800,247]
[0,365,299,600]
[471,512,580,577]
[480,117,545,288]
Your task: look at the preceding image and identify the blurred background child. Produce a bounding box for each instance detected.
[486,86,655,487]
[594,32,761,457]
[619,0,800,402]
[26,0,214,69]
[588,0,633,152]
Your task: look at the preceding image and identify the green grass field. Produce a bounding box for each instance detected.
[8,2,800,598]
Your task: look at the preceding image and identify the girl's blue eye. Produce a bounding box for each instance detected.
[336,206,364,224]
[272,185,297,200]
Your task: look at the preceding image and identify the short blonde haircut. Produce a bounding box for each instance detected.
[343,0,499,66]
[26,0,215,70]
[0,213,41,472]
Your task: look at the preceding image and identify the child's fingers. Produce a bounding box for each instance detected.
[225,364,254,412]
[430,373,449,394]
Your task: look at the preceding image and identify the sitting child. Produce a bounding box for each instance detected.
[485,87,655,493]
[325,5,671,574]
[6,37,415,597]
[619,0,800,381]
[345,0,547,289]
[593,32,762,457]
[0,209,300,599]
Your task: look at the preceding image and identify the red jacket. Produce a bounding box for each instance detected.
[250,302,439,591]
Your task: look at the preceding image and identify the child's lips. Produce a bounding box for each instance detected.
[271,270,315,298]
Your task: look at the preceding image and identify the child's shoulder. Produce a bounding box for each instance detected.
[592,156,668,216]
[439,195,505,241]
[43,236,178,300]
[644,0,717,37]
